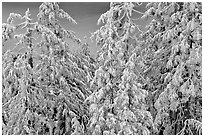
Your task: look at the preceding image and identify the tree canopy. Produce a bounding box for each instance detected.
[2,2,202,135]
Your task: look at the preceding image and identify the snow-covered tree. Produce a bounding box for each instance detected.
[2,2,95,135]
[86,2,154,135]
[139,2,202,135]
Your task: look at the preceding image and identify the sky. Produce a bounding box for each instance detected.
[2,2,150,57]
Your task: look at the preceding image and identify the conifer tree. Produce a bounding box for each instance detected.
[139,2,202,135]
[2,2,95,135]
[87,2,154,135]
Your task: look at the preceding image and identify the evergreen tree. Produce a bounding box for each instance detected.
[87,2,154,135]
[2,2,95,135]
[139,2,202,135]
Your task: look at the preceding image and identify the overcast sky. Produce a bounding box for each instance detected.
[2,2,150,56]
